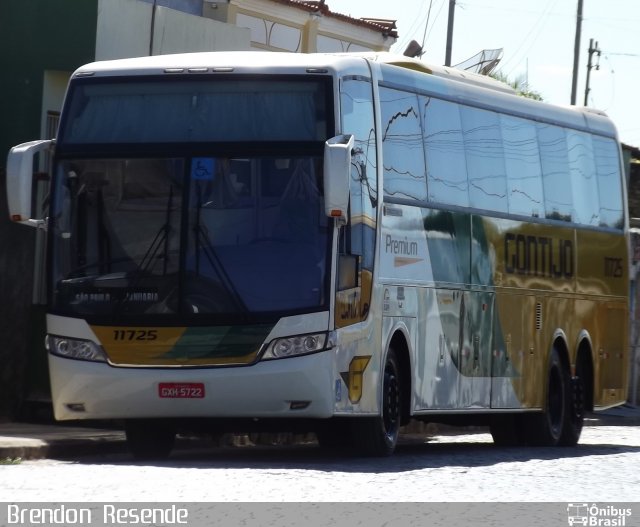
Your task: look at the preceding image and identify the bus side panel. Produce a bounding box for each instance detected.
[575,229,629,407]
[380,205,496,411]
[575,229,628,297]
[332,303,385,416]
[485,217,575,411]
[595,301,629,407]
[489,218,628,410]
[490,293,538,409]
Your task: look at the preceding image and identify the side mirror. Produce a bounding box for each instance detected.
[6,139,53,225]
[324,134,353,225]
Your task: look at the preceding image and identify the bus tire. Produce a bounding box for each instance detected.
[350,348,402,457]
[559,358,586,446]
[125,419,176,460]
[523,347,568,446]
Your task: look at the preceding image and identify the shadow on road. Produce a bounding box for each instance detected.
[66,430,640,473]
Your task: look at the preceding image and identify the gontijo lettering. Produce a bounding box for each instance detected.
[504,233,574,278]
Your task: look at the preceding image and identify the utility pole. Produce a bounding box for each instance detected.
[149,0,158,56]
[570,0,584,105]
[584,38,601,106]
[445,0,455,67]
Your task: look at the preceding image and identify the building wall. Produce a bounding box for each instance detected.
[0,1,98,159]
[210,0,394,53]
[152,5,251,54]
[0,0,98,419]
[139,0,203,16]
[96,0,250,60]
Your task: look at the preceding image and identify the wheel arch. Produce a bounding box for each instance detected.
[385,327,413,426]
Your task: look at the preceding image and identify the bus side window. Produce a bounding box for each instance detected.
[339,77,377,304]
[460,105,508,213]
[423,97,469,207]
[538,123,573,222]
[500,114,544,218]
[379,86,427,201]
[567,129,599,226]
[593,136,624,229]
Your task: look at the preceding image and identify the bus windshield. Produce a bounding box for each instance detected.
[58,77,328,144]
[50,155,330,320]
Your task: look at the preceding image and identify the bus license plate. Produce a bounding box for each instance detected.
[158,382,205,399]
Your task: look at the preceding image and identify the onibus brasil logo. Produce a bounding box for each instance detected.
[567,504,633,526]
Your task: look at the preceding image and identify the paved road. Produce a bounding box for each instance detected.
[2,424,639,502]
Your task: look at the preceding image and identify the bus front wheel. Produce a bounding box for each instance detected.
[125,419,176,460]
[349,348,402,457]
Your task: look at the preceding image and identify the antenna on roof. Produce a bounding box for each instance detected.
[453,48,503,75]
[403,40,424,58]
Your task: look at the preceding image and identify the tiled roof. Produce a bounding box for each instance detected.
[267,0,398,38]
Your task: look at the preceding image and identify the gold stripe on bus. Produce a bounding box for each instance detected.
[92,326,186,364]
[92,326,263,366]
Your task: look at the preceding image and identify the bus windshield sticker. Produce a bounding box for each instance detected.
[191,158,215,181]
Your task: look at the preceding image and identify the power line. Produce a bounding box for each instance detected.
[423,0,447,49]
[420,0,435,49]
[607,52,640,57]
[395,0,432,52]
[496,0,556,76]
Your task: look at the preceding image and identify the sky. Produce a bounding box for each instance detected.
[343,0,640,148]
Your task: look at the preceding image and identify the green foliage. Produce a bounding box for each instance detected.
[491,71,543,101]
[0,457,22,465]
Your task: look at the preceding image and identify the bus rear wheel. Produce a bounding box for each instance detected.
[559,357,587,446]
[523,347,568,446]
[350,348,402,457]
[125,419,176,460]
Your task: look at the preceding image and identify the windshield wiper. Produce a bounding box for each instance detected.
[193,184,247,313]
[112,186,175,315]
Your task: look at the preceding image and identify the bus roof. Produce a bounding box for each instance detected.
[72,51,363,77]
[71,51,618,140]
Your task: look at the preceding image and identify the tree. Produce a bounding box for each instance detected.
[491,72,543,101]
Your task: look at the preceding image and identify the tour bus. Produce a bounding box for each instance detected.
[6,51,629,458]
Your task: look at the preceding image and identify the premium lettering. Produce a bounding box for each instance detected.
[385,235,418,256]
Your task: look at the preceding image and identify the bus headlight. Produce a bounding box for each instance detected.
[46,335,108,363]
[261,332,332,360]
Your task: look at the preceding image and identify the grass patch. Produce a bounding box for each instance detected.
[0,457,22,465]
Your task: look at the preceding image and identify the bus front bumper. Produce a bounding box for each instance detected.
[48,351,336,421]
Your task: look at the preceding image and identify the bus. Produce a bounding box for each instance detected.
[6,51,629,458]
